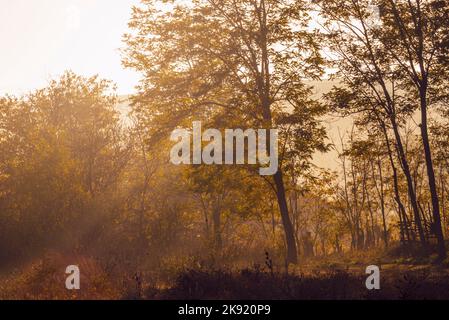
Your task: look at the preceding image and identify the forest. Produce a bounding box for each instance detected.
[0,0,449,300]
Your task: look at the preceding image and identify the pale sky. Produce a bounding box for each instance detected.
[0,0,141,95]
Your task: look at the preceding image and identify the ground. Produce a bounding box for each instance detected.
[2,246,449,300]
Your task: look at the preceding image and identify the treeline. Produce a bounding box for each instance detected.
[0,72,292,273]
[0,0,448,277]
[122,0,449,262]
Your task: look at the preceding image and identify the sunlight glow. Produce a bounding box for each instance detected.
[0,0,141,95]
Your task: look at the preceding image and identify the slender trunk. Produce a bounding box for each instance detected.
[273,170,298,264]
[263,102,297,263]
[419,86,446,259]
[366,189,376,247]
[380,121,411,243]
[270,201,276,238]
[199,196,210,240]
[418,202,429,241]
[390,116,427,247]
[371,156,388,248]
[441,167,446,237]
[377,158,388,248]
[397,204,405,244]
[213,205,222,251]
[291,188,301,256]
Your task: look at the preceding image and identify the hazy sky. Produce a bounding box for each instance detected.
[0,0,141,95]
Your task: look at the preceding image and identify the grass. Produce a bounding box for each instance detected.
[2,246,449,300]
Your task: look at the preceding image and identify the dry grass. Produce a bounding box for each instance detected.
[0,251,122,300]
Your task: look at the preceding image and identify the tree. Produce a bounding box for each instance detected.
[0,71,129,263]
[378,0,449,260]
[123,0,327,264]
[319,0,428,248]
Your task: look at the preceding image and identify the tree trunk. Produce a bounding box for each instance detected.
[441,167,446,236]
[257,0,298,264]
[376,158,388,248]
[273,170,298,264]
[419,86,446,260]
[390,116,427,247]
[213,205,222,251]
[380,121,411,243]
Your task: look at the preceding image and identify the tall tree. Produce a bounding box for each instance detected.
[378,0,448,259]
[123,0,326,264]
[319,0,428,248]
